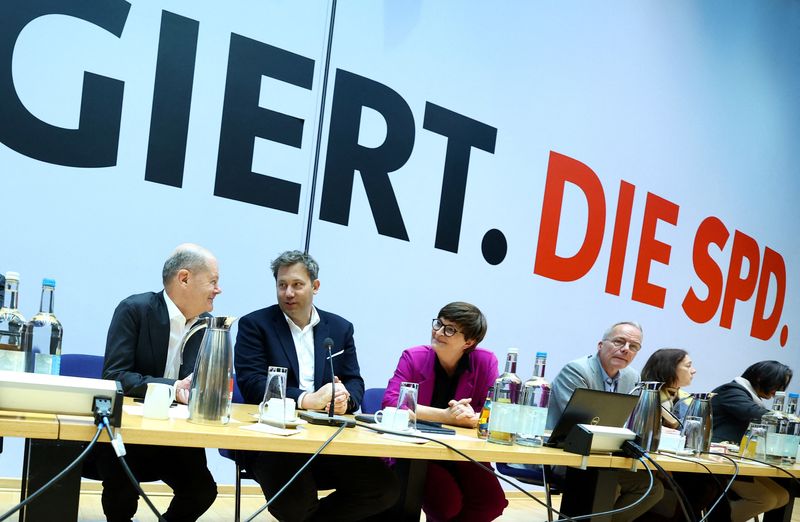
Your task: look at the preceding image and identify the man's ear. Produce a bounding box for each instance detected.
[177,268,190,286]
[312,279,320,294]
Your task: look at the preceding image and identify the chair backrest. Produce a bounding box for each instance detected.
[59,354,104,379]
[361,387,386,414]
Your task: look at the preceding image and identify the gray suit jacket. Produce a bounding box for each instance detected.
[546,354,640,430]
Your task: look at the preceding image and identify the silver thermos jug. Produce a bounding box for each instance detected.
[182,316,236,425]
[684,392,714,453]
[628,381,664,452]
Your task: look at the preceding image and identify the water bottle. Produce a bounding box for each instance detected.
[762,391,788,463]
[477,385,493,439]
[516,352,550,447]
[22,278,63,375]
[488,347,522,445]
[0,272,29,372]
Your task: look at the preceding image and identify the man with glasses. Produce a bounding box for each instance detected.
[234,250,399,521]
[545,321,663,521]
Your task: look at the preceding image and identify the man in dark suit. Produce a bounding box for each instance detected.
[235,250,399,522]
[97,243,220,522]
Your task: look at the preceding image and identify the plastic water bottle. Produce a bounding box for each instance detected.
[23,278,63,375]
[0,272,29,372]
[516,352,551,447]
[488,347,521,445]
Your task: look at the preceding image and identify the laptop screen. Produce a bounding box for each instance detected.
[546,388,639,448]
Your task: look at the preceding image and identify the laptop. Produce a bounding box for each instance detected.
[545,388,639,448]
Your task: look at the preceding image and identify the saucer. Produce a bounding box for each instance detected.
[256,416,307,429]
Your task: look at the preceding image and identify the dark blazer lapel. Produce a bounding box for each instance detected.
[313,313,332,389]
[149,292,170,376]
[271,308,301,383]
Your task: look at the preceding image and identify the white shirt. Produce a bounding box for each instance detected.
[163,291,199,380]
[283,306,320,408]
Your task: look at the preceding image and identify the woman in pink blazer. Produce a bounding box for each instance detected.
[382,302,507,521]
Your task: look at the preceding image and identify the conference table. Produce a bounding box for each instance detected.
[5,401,800,521]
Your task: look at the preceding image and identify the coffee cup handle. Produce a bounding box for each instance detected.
[374,409,385,423]
[168,385,176,403]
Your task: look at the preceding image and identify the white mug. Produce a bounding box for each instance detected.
[375,407,411,431]
[143,382,175,419]
[259,397,297,423]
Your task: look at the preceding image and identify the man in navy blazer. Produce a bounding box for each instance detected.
[235,250,399,521]
[97,244,220,522]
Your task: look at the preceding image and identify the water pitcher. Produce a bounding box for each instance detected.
[183,316,236,425]
[683,392,713,453]
[628,381,663,452]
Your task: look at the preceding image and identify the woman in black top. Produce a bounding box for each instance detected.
[711,360,792,522]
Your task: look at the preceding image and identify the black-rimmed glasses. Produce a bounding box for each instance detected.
[432,318,460,337]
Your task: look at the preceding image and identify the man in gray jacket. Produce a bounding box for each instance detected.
[547,321,663,522]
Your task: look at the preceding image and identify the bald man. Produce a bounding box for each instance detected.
[96,244,221,522]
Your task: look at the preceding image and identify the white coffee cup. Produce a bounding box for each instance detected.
[143,382,175,420]
[259,397,297,423]
[375,407,411,431]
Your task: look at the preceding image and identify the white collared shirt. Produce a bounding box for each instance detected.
[163,291,198,379]
[283,306,321,397]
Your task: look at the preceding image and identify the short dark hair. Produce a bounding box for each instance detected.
[742,360,793,396]
[270,250,319,281]
[641,348,689,388]
[437,302,487,352]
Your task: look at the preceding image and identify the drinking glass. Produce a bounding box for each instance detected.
[682,416,704,453]
[259,366,288,428]
[740,422,768,461]
[396,382,418,431]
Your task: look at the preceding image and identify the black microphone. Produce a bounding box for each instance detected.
[324,337,336,418]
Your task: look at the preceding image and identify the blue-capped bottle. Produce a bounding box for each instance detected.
[23,278,63,375]
[0,272,29,372]
[516,352,550,447]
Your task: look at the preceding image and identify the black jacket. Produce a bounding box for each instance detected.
[710,380,769,442]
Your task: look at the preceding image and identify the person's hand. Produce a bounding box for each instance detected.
[304,377,350,412]
[175,374,192,404]
[447,398,479,427]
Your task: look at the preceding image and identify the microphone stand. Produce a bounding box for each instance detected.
[297,339,355,427]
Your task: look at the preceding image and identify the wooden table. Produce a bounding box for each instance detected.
[5,401,800,521]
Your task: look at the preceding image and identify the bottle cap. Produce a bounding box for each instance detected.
[5,271,20,281]
[790,393,799,399]
[536,352,547,357]
[42,278,56,287]
[507,347,519,354]
[775,391,786,396]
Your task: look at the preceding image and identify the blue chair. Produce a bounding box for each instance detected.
[60,353,104,378]
[496,463,560,522]
[219,377,256,522]
[361,387,386,414]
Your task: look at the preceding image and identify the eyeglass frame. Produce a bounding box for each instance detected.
[432,318,461,337]
[603,336,642,353]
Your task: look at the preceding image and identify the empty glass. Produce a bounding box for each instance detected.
[396,382,418,431]
[259,366,288,428]
[682,416,704,454]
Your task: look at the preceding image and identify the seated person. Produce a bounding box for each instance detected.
[97,243,219,522]
[712,360,792,521]
[235,250,399,521]
[382,302,507,522]
[641,348,729,521]
[546,321,664,522]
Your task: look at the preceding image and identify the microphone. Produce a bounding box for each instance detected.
[297,337,355,427]
[324,337,336,418]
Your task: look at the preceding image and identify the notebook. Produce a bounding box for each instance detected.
[545,388,639,448]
